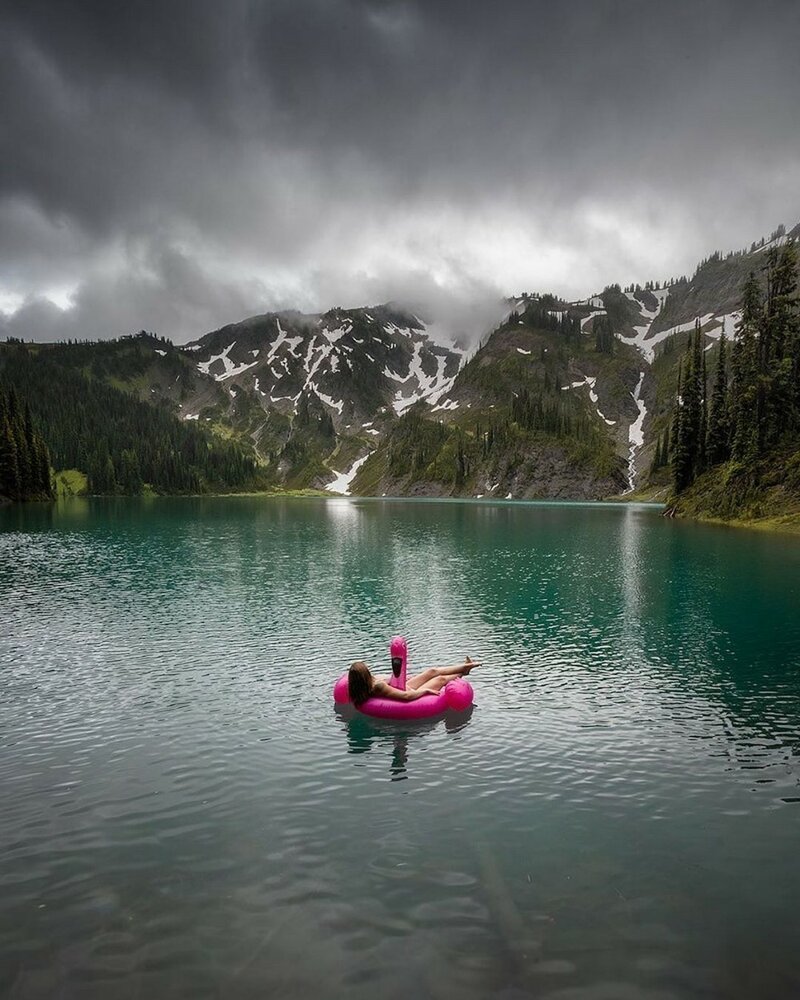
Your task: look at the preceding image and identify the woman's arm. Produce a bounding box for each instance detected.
[372,680,435,702]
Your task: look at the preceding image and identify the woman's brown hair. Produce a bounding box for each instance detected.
[348,661,373,706]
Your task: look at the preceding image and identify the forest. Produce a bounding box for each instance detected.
[0,386,53,502]
[0,342,265,498]
[666,241,799,494]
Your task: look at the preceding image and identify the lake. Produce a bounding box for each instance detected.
[1,497,800,999]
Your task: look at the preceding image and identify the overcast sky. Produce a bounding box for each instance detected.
[1,0,799,343]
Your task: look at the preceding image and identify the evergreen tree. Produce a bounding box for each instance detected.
[593,314,614,355]
[673,324,704,490]
[0,412,20,499]
[672,357,693,492]
[761,241,799,444]
[0,388,53,500]
[698,348,707,473]
[706,333,730,465]
[0,342,262,496]
[730,273,762,462]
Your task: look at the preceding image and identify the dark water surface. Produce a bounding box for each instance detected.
[2,497,800,999]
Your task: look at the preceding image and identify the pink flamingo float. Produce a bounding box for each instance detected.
[333,636,474,720]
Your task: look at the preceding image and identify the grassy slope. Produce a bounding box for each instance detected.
[53,468,88,498]
[670,444,800,533]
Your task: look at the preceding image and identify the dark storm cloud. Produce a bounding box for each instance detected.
[1,0,799,342]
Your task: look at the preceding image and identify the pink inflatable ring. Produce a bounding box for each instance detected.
[333,636,474,720]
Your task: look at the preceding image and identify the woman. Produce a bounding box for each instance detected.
[348,657,479,707]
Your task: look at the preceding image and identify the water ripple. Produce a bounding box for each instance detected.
[1,497,800,998]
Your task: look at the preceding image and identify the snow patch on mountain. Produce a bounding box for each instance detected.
[625,372,647,492]
[752,233,788,254]
[321,322,351,343]
[616,288,739,363]
[702,311,741,346]
[313,388,344,414]
[561,375,616,426]
[619,297,715,363]
[325,453,371,495]
[197,341,260,381]
[579,310,605,331]
[431,399,459,412]
[390,342,458,414]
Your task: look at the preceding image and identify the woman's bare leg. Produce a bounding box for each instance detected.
[407,657,481,690]
[406,668,439,690]
[414,676,449,695]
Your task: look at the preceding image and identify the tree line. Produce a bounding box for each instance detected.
[0,387,54,501]
[0,343,264,496]
[669,240,799,493]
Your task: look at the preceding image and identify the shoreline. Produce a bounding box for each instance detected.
[11,489,800,535]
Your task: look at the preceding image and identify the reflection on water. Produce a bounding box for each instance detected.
[336,705,474,781]
[1,496,800,1000]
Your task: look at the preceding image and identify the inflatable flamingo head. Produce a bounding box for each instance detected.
[389,635,408,690]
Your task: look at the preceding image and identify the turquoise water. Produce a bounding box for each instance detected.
[1,497,800,999]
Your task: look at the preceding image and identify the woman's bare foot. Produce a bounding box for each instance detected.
[462,656,481,675]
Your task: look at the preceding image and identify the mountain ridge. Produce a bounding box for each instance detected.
[2,220,798,509]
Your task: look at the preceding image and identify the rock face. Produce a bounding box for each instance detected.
[11,222,796,500]
[177,304,468,489]
[184,304,465,428]
[349,299,635,500]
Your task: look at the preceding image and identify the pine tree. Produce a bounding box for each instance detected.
[706,333,730,465]
[672,361,694,491]
[34,434,53,497]
[674,325,704,490]
[761,241,799,444]
[698,348,707,473]
[0,413,20,499]
[730,272,762,462]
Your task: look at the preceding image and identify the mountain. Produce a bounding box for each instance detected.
[350,295,636,499]
[1,221,798,515]
[179,304,468,489]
